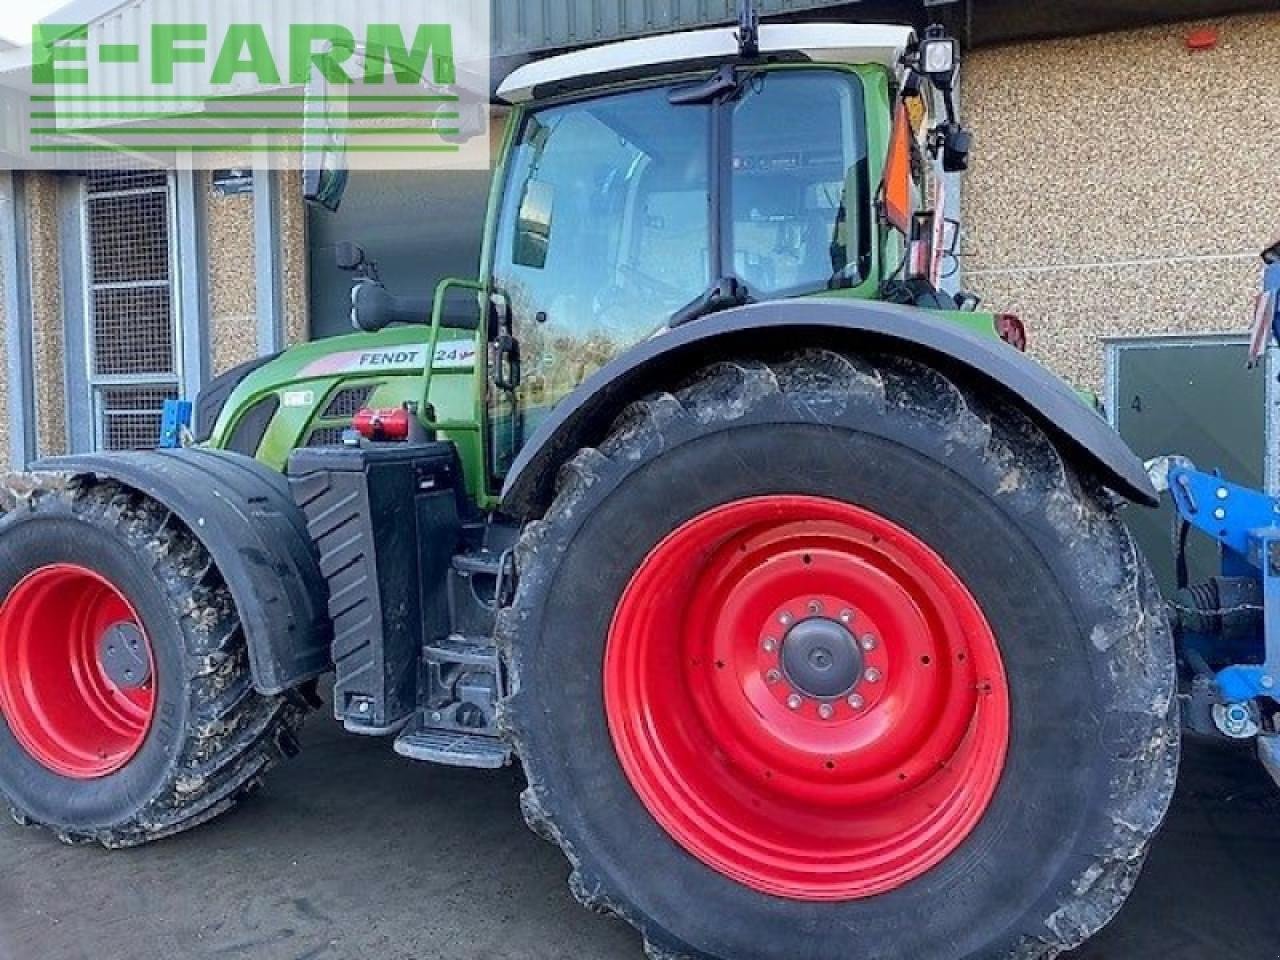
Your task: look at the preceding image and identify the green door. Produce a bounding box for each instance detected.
[1110,336,1266,596]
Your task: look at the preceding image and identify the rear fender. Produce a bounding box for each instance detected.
[500,298,1158,517]
[33,449,332,695]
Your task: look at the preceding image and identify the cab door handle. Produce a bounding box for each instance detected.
[494,333,521,392]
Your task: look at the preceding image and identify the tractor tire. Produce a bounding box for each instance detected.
[0,478,309,848]
[499,349,1179,960]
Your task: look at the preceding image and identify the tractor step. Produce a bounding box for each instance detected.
[448,544,515,637]
[396,633,510,769]
[394,721,512,769]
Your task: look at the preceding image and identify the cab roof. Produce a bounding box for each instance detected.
[497,23,916,104]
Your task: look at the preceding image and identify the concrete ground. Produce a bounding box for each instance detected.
[3,714,1280,960]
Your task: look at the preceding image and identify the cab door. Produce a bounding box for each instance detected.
[487,86,713,482]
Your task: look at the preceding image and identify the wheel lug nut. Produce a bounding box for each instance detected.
[818,703,835,720]
[864,668,882,684]
[786,694,803,711]
[808,600,823,615]
[860,635,877,651]
[848,693,865,709]
[766,669,782,685]
[779,612,793,626]
[762,637,778,653]
[840,609,853,624]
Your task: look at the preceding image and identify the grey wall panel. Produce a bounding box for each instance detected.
[493,0,843,56]
[0,172,35,469]
[56,176,93,455]
[308,171,493,340]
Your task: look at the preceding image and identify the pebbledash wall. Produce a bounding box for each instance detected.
[1,11,1277,473]
[962,13,1280,393]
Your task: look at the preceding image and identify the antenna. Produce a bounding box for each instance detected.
[737,0,760,58]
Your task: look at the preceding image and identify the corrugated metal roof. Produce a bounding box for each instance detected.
[492,0,843,57]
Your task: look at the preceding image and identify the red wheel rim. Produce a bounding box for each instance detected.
[605,496,1009,901]
[0,564,157,779]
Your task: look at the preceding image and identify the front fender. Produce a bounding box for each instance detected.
[500,298,1157,517]
[37,449,332,695]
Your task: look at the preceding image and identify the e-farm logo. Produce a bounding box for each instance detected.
[32,23,457,88]
[4,2,490,171]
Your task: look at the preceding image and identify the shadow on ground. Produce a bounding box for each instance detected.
[2,714,1279,960]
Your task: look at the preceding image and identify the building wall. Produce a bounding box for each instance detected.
[208,176,259,375]
[209,170,309,377]
[4,22,1275,465]
[962,13,1280,392]
[279,170,310,348]
[27,173,64,458]
[0,168,305,470]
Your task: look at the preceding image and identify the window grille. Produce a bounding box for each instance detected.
[98,386,180,451]
[83,171,180,450]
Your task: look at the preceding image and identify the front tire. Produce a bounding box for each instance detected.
[0,480,308,847]
[501,350,1178,960]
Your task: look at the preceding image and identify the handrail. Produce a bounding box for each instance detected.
[423,277,487,427]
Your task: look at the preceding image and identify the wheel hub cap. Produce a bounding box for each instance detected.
[605,496,1011,901]
[780,618,863,699]
[98,622,152,690]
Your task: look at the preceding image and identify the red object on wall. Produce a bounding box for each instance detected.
[1186,27,1219,51]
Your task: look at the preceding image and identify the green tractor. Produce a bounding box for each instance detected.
[0,14,1177,960]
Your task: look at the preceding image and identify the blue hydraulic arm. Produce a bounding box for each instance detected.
[1167,466,1280,704]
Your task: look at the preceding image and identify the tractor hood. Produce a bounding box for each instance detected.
[200,326,478,471]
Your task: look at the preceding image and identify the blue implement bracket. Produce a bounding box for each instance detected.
[159,399,193,450]
[1169,466,1280,703]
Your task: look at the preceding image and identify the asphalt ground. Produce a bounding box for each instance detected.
[3,712,1279,960]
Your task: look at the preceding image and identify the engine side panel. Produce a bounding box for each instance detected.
[201,326,483,491]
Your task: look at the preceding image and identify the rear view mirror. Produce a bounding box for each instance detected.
[440,65,491,146]
[301,40,351,213]
[303,149,349,213]
[513,179,555,270]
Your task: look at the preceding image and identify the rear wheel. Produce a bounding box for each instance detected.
[0,480,308,847]
[501,350,1178,960]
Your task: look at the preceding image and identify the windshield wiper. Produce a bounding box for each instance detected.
[669,277,751,328]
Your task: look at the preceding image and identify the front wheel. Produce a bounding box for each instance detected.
[501,350,1178,960]
[0,480,308,847]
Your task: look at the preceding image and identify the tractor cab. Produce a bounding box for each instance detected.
[323,19,976,481]
[488,25,909,471]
